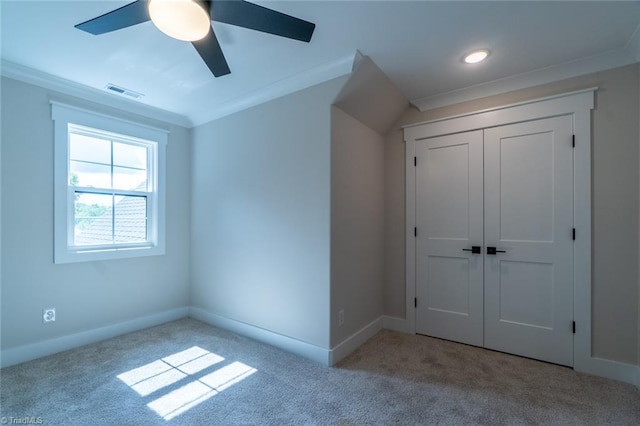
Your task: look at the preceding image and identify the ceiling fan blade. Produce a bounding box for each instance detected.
[211,0,315,43]
[192,26,231,77]
[75,0,150,35]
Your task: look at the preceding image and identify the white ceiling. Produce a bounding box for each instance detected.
[2,1,640,126]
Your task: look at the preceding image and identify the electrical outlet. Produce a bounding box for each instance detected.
[338,309,344,327]
[43,308,56,323]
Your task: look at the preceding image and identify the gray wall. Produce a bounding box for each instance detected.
[384,64,640,365]
[330,106,384,346]
[329,57,406,347]
[0,77,191,350]
[190,77,347,349]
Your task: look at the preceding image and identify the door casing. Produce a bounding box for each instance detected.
[403,89,594,372]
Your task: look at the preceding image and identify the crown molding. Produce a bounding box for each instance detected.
[1,60,193,128]
[2,52,356,129]
[411,44,639,112]
[1,53,357,129]
[190,53,357,126]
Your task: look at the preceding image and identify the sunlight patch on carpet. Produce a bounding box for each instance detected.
[117,346,257,420]
[147,381,217,420]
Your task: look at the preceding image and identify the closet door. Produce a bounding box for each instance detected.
[483,116,574,366]
[415,130,484,346]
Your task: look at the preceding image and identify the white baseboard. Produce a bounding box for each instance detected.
[575,356,639,387]
[329,317,384,366]
[382,316,409,333]
[0,307,189,368]
[189,307,331,366]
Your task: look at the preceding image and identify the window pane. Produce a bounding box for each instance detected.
[70,160,112,188]
[114,196,147,243]
[74,193,113,246]
[113,142,147,169]
[70,133,111,164]
[113,167,148,191]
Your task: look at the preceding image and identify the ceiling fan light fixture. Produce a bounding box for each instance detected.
[148,0,210,42]
[463,49,490,64]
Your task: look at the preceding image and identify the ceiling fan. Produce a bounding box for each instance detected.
[75,0,316,77]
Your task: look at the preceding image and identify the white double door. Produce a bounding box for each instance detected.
[415,116,574,366]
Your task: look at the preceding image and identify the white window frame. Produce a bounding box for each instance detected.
[52,102,168,263]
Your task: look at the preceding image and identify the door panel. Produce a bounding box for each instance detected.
[498,132,554,242]
[427,256,471,315]
[425,143,471,239]
[484,116,573,366]
[498,260,554,328]
[416,130,484,347]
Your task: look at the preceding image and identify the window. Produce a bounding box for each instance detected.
[52,102,167,263]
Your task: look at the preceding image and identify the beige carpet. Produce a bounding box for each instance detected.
[1,318,638,425]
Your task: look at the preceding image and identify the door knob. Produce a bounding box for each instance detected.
[486,247,506,255]
[462,246,481,254]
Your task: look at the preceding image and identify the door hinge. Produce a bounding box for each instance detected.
[572,321,576,334]
[414,298,417,308]
[414,227,417,237]
[572,134,575,148]
[573,228,576,240]
[414,156,417,167]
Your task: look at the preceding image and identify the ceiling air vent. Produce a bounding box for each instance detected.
[105,84,143,99]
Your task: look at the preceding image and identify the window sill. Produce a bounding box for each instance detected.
[54,244,165,264]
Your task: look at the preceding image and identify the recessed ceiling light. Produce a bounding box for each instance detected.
[463,49,490,64]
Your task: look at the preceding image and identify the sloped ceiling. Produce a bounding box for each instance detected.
[334,54,408,135]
